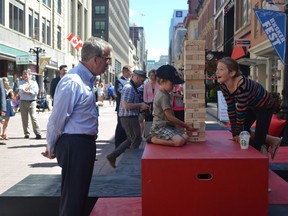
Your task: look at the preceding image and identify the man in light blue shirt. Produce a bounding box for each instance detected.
[18,69,41,139]
[42,37,113,216]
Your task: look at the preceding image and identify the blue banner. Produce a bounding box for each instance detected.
[254,8,286,64]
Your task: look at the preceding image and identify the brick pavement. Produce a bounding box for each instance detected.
[0,101,219,194]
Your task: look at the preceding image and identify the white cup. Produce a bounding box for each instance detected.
[239,131,250,150]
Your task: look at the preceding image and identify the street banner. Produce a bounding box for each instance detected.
[39,57,51,75]
[67,33,83,51]
[254,8,286,64]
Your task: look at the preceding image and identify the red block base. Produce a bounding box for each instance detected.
[269,169,288,204]
[142,130,269,216]
[90,197,141,216]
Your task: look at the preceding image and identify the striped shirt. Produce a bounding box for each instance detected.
[119,80,141,117]
[219,75,274,136]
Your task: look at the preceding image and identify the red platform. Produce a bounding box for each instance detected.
[89,197,141,216]
[142,130,269,216]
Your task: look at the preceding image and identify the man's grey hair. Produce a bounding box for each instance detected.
[22,68,31,74]
[81,37,113,61]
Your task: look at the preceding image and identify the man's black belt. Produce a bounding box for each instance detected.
[63,133,96,140]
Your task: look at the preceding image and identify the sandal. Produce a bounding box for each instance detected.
[2,135,8,140]
[270,137,282,160]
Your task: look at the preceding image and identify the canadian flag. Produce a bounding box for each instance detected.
[67,33,83,50]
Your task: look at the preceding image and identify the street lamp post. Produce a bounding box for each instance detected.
[29,47,45,97]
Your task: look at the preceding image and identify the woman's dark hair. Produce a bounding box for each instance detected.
[148,69,156,77]
[218,57,242,77]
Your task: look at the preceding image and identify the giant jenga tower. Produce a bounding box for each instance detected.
[183,40,206,142]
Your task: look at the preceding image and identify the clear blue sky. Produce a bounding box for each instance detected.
[129,0,188,61]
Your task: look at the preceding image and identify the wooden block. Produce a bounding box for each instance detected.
[185,112,206,120]
[185,125,205,132]
[184,73,205,80]
[187,136,206,142]
[185,64,206,70]
[184,54,206,61]
[185,108,206,114]
[184,120,206,129]
[184,80,205,89]
[185,98,205,104]
[184,93,205,100]
[185,102,206,109]
[184,50,205,55]
[184,40,206,46]
[187,131,205,137]
[184,89,204,95]
[185,70,205,75]
[184,60,205,65]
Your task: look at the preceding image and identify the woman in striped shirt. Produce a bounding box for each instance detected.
[216,57,281,159]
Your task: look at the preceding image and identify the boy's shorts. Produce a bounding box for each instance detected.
[150,123,184,140]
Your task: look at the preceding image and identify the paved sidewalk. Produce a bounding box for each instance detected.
[0,101,118,194]
[0,101,220,194]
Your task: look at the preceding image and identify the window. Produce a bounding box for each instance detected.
[254,3,259,38]
[237,0,251,29]
[9,1,25,34]
[95,21,105,30]
[216,16,223,46]
[115,60,121,75]
[0,0,4,24]
[41,17,51,45]
[47,20,51,45]
[42,0,51,7]
[29,9,33,37]
[57,0,62,14]
[34,12,39,40]
[42,17,46,43]
[95,6,105,14]
[57,26,61,49]
[175,11,182,18]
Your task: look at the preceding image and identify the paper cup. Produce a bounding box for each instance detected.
[239,131,250,150]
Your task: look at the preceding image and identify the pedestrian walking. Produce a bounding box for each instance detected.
[107,70,149,168]
[114,65,133,148]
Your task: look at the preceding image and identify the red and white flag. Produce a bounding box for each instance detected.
[67,33,83,51]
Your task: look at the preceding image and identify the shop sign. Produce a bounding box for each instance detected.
[16,55,33,65]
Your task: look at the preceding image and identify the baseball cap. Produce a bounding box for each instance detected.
[156,65,184,84]
[133,70,147,78]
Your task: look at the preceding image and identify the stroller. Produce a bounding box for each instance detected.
[36,98,48,113]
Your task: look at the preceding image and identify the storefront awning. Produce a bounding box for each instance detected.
[231,46,246,60]
[0,44,29,58]
[237,58,266,66]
